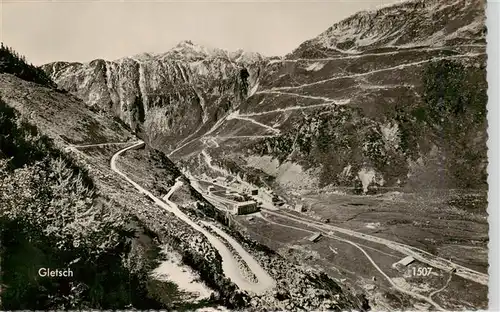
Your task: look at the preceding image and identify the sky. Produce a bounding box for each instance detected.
[0,0,401,65]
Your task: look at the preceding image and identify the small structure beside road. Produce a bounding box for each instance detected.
[216,177,226,184]
[308,232,322,243]
[397,256,415,267]
[295,204,305,212]
[392,256,415,271]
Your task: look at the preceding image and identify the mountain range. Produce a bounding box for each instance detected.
[41,0,488,193]
[0,0,489,310]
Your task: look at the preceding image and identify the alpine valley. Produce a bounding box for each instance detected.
[1,0,489,310]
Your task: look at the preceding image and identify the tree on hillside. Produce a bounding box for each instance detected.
[0,42,56,87]
[422,60,486,136]
[0,100,162,309]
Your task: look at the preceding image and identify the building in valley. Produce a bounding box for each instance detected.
[295,204,305,212]
[391,256,415,271]
[215,176,226,185]
[231,200,259,215]
[308,232,322,243]
[207,186,215,195]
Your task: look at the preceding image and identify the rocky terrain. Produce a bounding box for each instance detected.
[1,45,365,310]
[42,41,266,151]
[42,0,488,194]
[290,0,486,57]
[1,0,488,310]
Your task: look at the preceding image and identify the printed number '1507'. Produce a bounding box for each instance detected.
[411,267,433,277]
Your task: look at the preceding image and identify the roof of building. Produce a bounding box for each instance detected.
[309,232,322,241]
[234,200,257,207]
[396,256,415,266]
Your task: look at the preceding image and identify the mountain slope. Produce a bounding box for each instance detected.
[178,0,488,192]
[290,0,486,58]
[42,0,487,194]
[0,74,134,146]
[42,41,266,151]
[2,46,366,311]
[0,48,168,308]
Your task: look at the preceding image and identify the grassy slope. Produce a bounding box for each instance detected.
[0,74,134,145]
[0,48,227,310]
[0,99,166,309]
[229,56,488,191]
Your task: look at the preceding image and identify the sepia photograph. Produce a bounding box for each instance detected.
[0,0,493,310]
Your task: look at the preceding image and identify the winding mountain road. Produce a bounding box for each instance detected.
[280,45,485,63]
[108,140,275,294]
[201,149,228,175]
[253,90,347,103]
[67,141,135,148]
[226,111,281,134]
[267,52,486,91]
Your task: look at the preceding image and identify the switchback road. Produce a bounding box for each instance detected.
[108,141,275,294]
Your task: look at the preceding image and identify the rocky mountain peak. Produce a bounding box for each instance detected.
[290,0,486,58]
[162,40,228,61]
[41,0,487,192]
[40,36,267,147]
[176,39,196,46]
[171,39,211,53]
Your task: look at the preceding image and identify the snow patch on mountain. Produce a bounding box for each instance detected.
[248,82,259,97]
[341,164,353,179]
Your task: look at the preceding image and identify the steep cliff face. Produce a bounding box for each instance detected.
[43,0,488,192]
[42,41,266,150]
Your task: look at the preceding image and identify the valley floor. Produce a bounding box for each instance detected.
[66,139,488,311]
[190,174,489,311]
